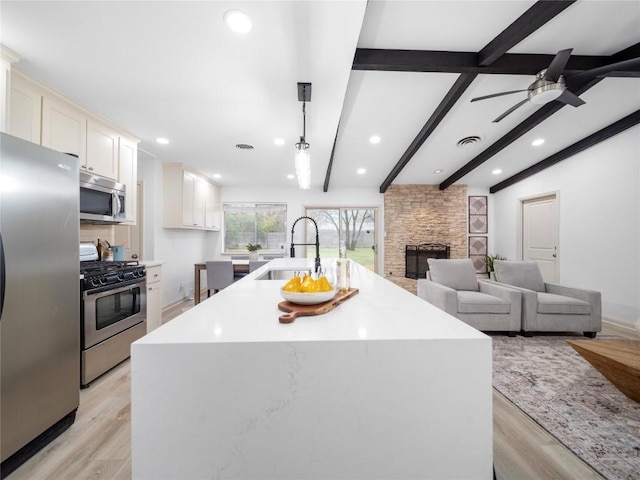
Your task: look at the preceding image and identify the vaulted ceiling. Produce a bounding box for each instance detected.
[1,1,639,193]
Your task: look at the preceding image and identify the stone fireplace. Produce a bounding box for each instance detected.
[384,184,467,294]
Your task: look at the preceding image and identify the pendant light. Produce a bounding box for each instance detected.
[295,83,312,190]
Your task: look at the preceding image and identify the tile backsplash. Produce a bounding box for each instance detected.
[80,225,115,245]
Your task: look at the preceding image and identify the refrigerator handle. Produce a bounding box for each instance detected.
[0,232,5,320]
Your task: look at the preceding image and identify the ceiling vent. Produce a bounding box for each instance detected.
[235,143,254,150]
[456,136,482,148]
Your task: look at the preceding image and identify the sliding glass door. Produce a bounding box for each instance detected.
[305,207,377,272]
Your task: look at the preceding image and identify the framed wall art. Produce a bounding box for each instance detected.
[469,195,488,234]
[469,235,488,273]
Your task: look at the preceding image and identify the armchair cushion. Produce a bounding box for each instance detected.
[537,292,592,314]
[494,260,545,292]
[457,291,511,314]
[427,259,478,291]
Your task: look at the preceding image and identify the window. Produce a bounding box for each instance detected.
[223,203,287,253]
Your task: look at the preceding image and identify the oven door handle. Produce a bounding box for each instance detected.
[83,277,145,299]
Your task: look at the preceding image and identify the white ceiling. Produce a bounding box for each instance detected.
[2,1,639,192]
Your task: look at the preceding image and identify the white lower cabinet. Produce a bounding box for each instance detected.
[146,265,163,333]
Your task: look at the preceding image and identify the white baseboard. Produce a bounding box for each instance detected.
[602,316,639,338]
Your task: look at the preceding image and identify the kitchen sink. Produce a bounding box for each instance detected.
[254,269,311,281]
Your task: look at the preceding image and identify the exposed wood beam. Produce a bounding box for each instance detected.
[379,74,477,193]
[490,110,640,193]
[374,0,586,194]
[323,121,340,192]
[478,1,576,66]
[439,77,604,190]
[352,50,640,78]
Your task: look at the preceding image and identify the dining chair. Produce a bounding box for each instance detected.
[249,260,269,272]
[206,261,235,297]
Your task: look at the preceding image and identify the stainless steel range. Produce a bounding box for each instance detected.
[80,243,146,387]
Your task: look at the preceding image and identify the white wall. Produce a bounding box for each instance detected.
[137,159,384,307]
[491,126,640,327]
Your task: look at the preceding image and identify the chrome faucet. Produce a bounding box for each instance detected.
[290,216,321,273]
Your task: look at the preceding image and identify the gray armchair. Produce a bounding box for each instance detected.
[493,260,601,337]
[417,259,521,335]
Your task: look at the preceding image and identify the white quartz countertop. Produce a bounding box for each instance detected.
[138,260,164,267]
[136,258,487,345]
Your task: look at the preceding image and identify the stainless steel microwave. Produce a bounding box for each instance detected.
[79,171,126,224]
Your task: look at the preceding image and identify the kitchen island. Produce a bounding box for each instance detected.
[131,258,492,479]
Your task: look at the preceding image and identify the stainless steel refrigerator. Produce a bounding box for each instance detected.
[1,133,80,475]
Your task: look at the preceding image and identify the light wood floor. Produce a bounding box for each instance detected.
[7,304,637,479]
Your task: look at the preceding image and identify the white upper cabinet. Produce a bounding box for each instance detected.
[118,136,138,224]
[41,97,87,165]
[163,163,220,231]
[86,119,119,180]
[181,170,206,228]
[205,182,221,230]
[8,72,42,143]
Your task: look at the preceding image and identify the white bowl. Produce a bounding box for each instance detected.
[280,287,337,305]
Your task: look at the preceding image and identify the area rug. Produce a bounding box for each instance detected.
[492,335,640,480]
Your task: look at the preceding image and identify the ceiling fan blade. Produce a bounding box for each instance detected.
[555,89,586,107]
[544,48,573,82]
[470,90,528,102]
[567,57,640,83]
[492,99,529,123]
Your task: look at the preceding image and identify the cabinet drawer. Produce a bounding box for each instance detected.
[146,266,162,284]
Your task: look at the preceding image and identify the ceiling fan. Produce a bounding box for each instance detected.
[470,48,638,123]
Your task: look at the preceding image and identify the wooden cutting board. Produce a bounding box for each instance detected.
[278,288,359,324]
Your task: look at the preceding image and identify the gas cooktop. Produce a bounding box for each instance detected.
[80,260,141,274]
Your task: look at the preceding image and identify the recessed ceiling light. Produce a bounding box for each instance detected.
[532,138,545,146]
[213,174,221,179]
[273,138,285,146]
[433,169,443,174]
[369,135,381,144]
[357,168,366,175]
[287,174,295,180]
[224,10,252,34]
[156,137,169,145]
[492,169,503,175]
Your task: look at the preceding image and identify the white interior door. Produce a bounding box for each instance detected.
[522,194,558,282]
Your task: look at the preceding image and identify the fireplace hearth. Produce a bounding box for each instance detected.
[405,243,450,279]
